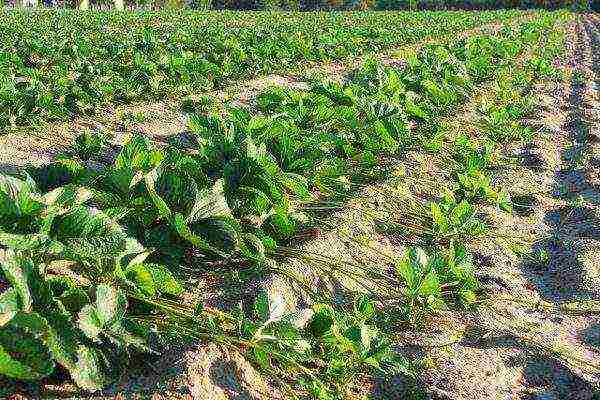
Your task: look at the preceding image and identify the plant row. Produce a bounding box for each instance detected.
[0,9,522,128]
[374,0,587,11]
[0,11,568,399]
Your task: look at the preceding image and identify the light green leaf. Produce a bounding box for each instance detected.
[419,270,441,298]
[1,254,33,312]
[95,284,127,327]
[0,288,19,327]
[71,346,106,392]
[187,179,231,223]
[126,264,156,297]
[280,172,311,200]
[252,346,270,370]
[430,202,447,232]
[145,263,183,296]
[354,295,375,320]
[450,200,473,225]
[0,232,48,251]
[78,305,102,341]
[116,134,163,172]
[396,250,417,290]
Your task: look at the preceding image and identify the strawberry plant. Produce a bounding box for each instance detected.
[427,191,488,242]
[394,243,478,321]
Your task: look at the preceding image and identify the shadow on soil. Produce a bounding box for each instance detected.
[520,16,600,305]
[461,323,598,399]
[209,360,260,400]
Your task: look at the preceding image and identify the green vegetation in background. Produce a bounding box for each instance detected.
[0,9,521,128]
[374,0,589,10]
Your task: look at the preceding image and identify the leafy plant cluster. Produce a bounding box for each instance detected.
[394,243,478,322]
[372,15,563,240]
[0,9,523,128]
[446,16,566,209]
[366,15,566,327]
[373,0,585,11]
[236,293,412,399]
[0,12,567,399]
[385,15,568,325]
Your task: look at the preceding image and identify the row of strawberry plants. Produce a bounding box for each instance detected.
[0,9,522,128]
[0,11,567,399]
[368,13,568,325]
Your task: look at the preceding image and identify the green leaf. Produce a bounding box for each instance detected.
[396,247,427,290]
[252,346,270,370]
[116,134,163,172]
[450,200,473,226]
[78,305,102,341]
[145,263,184,296]
[0,334,54,380]
[126,264,156,297]
[307,304,334,337]
[145,167,173,219]
[239,233,267,264]
[187,179,231,223]
[51,206,130,261]
[71,346,106,392]
[396,253,416,290]
[43,185,92,208]
[57,287,90,317]
[0,232,49,252]
[430,202,447,232]
[0,313,56,381]
[254,292,269,322]
[280,173,310,200]
[1,254,33,312]
[419,270,440,298]
[354,295,375,320]
[237,187,272,216]
[498,190,512,213]
[0,174,39,211]
[95,284,127,327]
[172,213,226,257]
[0,288,19,327]
[344,323,377,354]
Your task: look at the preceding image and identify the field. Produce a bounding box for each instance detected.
[0,8,599,400]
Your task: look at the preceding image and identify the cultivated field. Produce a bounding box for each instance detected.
[0,8,598,400]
